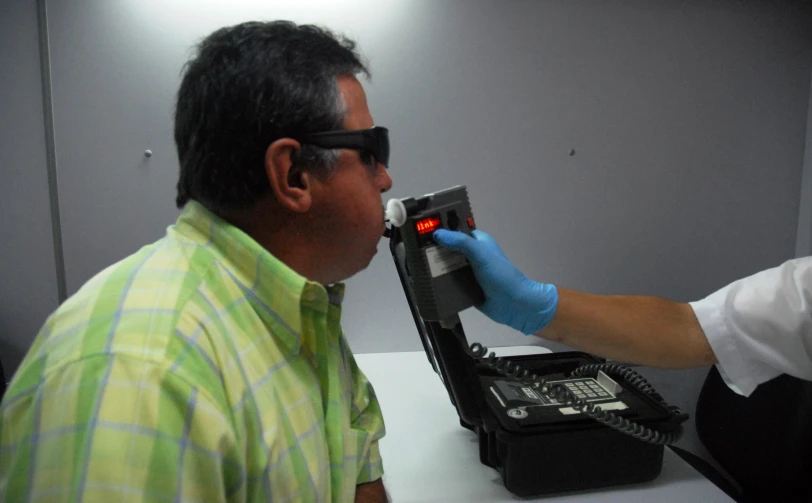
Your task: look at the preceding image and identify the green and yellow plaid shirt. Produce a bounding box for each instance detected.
[0,201,385,502]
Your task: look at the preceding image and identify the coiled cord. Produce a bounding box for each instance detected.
[468,342,682,445]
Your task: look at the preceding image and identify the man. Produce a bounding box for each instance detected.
[434,228,812,397]
[0,21,391,502]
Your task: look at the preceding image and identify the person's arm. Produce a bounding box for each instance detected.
[340,338,387,500]
[539,288,716,368]
[355,478,388,503]
[433,228,716,368]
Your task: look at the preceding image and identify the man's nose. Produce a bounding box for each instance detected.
[379,164,393,193]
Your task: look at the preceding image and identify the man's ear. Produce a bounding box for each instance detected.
[265,138,313,213]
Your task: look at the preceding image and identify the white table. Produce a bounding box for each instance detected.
[355,347,733,503]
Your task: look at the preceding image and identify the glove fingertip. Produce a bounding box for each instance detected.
[433,229,461,248]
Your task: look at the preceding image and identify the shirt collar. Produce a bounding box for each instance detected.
[172,200,345,354]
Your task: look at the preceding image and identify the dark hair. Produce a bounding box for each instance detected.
[174,21,369,210]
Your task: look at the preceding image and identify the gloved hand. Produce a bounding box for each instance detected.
[433,229,558,335]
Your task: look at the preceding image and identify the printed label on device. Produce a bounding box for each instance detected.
[425,245,469,278]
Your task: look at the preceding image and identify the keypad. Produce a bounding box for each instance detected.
[556,378,613,402]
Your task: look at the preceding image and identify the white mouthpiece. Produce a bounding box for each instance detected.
[385,198,407,227]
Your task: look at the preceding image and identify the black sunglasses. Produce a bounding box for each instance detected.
[299,126,390,167]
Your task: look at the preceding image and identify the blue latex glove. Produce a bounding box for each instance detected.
[433,229,558,335]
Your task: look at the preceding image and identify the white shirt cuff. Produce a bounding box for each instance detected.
[690,292,758,397]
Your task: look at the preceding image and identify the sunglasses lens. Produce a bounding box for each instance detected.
[377,129,390,166]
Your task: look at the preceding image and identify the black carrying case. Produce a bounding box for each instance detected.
[389,228,686,497]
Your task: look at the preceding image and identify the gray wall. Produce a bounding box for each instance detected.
[3,0,812,457]
[0,0,59,378]
[796,70,812,258]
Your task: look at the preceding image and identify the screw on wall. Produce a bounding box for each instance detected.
[144,149,153,158]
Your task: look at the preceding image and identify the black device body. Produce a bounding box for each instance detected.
[395,186,485,321]
[388,185,686,497]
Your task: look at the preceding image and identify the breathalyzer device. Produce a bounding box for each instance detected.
[384,185,485,321]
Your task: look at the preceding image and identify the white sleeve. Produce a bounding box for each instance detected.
[689,257,812,397]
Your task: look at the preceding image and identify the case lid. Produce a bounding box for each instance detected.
[388,225,488,427]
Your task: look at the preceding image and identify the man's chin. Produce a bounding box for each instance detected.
[361,247,380,270]
[334,252,377,283]
[360,249,377,271]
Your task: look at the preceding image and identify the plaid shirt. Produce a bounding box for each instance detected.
[0,201,385,502]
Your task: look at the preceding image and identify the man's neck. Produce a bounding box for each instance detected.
[216,202,331,285]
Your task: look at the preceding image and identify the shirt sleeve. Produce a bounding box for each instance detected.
[689,257,812,397]
[342,343,386,485]
[0,354,243,502]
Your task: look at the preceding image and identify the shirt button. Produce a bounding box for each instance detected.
[304,290,317,302]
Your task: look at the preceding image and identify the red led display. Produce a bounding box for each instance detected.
[416,216,441,235]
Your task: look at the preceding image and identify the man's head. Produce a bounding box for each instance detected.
[174,21,392,284]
